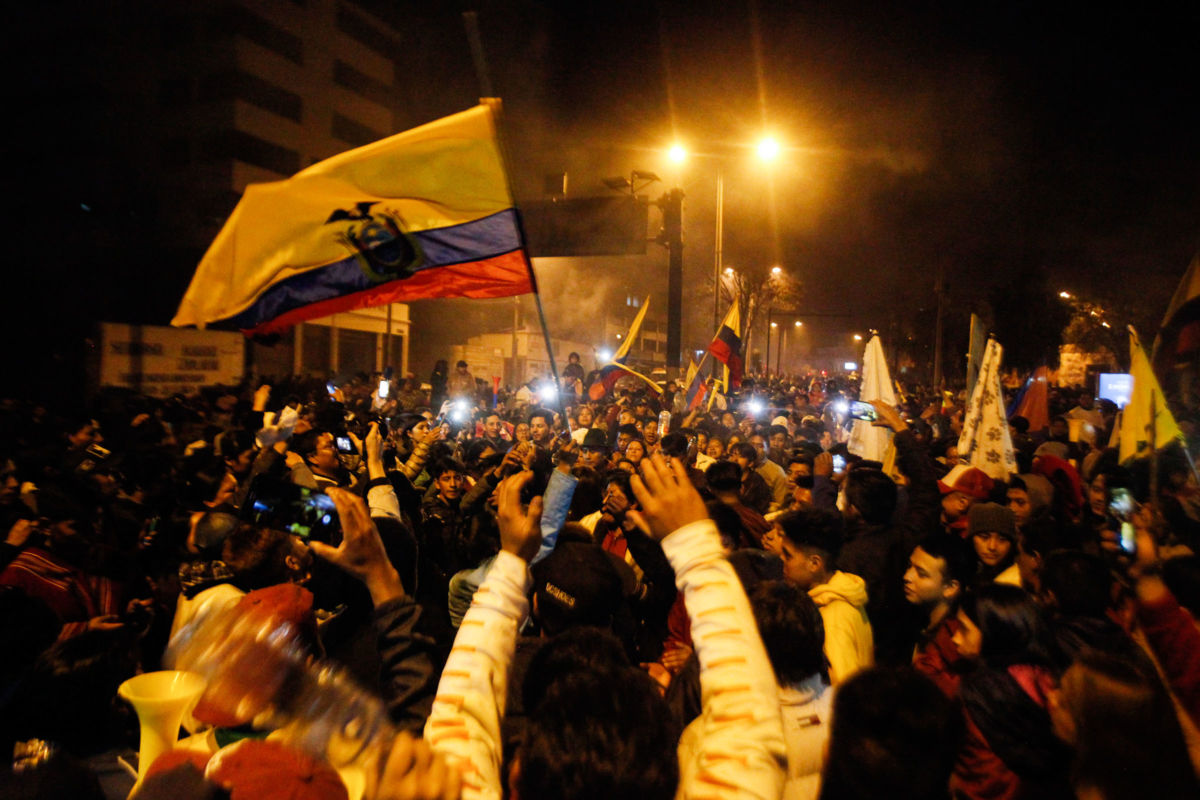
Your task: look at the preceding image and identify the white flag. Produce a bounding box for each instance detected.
[957,338,1017,480]
[848,335,897,462]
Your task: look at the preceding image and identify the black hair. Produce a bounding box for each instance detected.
[704,501,746,550]
[704,460,742,493]
[843,468,898,525]
[820,667,962,800]
[1060,650,1199,800]
[659,432,690,459]
[750,580,827,686]
[1040,550,1112,617]
[915,532,972,588]
[529,407,554,425]
[616,423,640,438]
[221,523,296,591]
[731,441,758,461]
[431,457,466,479]
[958,583,1051,668]
[778,508,845,570]
[518,658,678,800]
[603,469,634,502]
[568,466,604,520]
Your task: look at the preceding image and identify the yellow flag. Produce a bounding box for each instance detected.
[1119,327,1183,462]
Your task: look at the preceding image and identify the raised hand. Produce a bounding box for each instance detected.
[628,453,708,540]
[378,731,461,800]
[310,487,403,605]
[496,470,544,562]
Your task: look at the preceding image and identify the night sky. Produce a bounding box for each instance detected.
[3,0,1197,384]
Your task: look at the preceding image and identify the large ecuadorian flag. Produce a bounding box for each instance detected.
[172,101,531,335]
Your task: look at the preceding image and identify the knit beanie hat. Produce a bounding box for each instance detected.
[967,502,1017,541]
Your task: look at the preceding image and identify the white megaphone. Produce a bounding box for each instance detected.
[118,670,206,778]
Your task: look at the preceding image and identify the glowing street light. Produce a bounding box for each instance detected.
[794,320,802,327]
[853,333,863,342]
[770,321,778,328]
[668,143,687,163]
[771,265,782,275]
[724,267,734,276]
[1059,291,1072,299]
[757,136,781,161]
[597,348,613,362]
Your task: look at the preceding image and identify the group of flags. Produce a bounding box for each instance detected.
[171,98,1197,475]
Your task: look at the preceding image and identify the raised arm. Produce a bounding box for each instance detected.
[630,454,786,800]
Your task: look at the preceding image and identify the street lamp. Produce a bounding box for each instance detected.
[771,265,782,275]
[668,144,686,164]
[757,137,781,161]
[853,333,863,342]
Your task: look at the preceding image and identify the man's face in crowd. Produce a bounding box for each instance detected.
[779,540,818,589]
[1087,474,1108,517]
[576,406,594,427]
[721,412,736,428]
[739,418,755,436]
[226,448,255,478]
[749,435,766,462]
[732,450,753,471]
[456,363,469,374]
[786,461,811,488]
[484,415,501,439]
[951,609,983,660]
[941,490,972,523]
[1078,392,1094,410]
[309,433,342,475]
[707,439,725,458]
[285,535,315,583]
[580,444,608,470]
[769,431,787,455]
[68,422,102,450]
[514,422,530,442]
[643,420,659,444]
[568,353,580,365]
[618,409,636,426]
[436,470,462,502]
[529,415,551,445]
[602,482,631,521]
[1007,487,1032,525]
[903,546,958,607]
[616,432,633,453]
[1050,418,1069,440]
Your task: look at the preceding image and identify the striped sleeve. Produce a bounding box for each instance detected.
[423,549,529,800]
[664,520,786,800]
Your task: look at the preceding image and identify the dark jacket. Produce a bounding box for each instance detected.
[838,429,941,664]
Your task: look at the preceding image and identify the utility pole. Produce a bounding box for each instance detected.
[658,188,684,372]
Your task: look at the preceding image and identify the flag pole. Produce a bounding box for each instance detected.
[465,15,566,427]
[479,97,566,426]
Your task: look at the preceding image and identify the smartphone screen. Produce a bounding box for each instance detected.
[244,480,340,543]
[335,435,357,455]
[1109,487,1134,520]
[378,379,389,398]
[848,401,878,422]
[832,454,846,472]
[1119,521,1136,554]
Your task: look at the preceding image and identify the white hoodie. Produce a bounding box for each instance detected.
[808,570,874,684]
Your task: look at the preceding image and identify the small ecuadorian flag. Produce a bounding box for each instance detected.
[709,302,743,389]
[172,101,532,335]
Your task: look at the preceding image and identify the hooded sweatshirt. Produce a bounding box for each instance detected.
[809,571,874,684]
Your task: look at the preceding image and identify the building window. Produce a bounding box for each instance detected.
[335,7,398,59]
[333,60,392,108]
[199,71,302,122]
[332,112,384,148]
[204,129,300,176]
[208,6,303,65]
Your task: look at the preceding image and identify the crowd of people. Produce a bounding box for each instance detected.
[2,359,1200,800]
